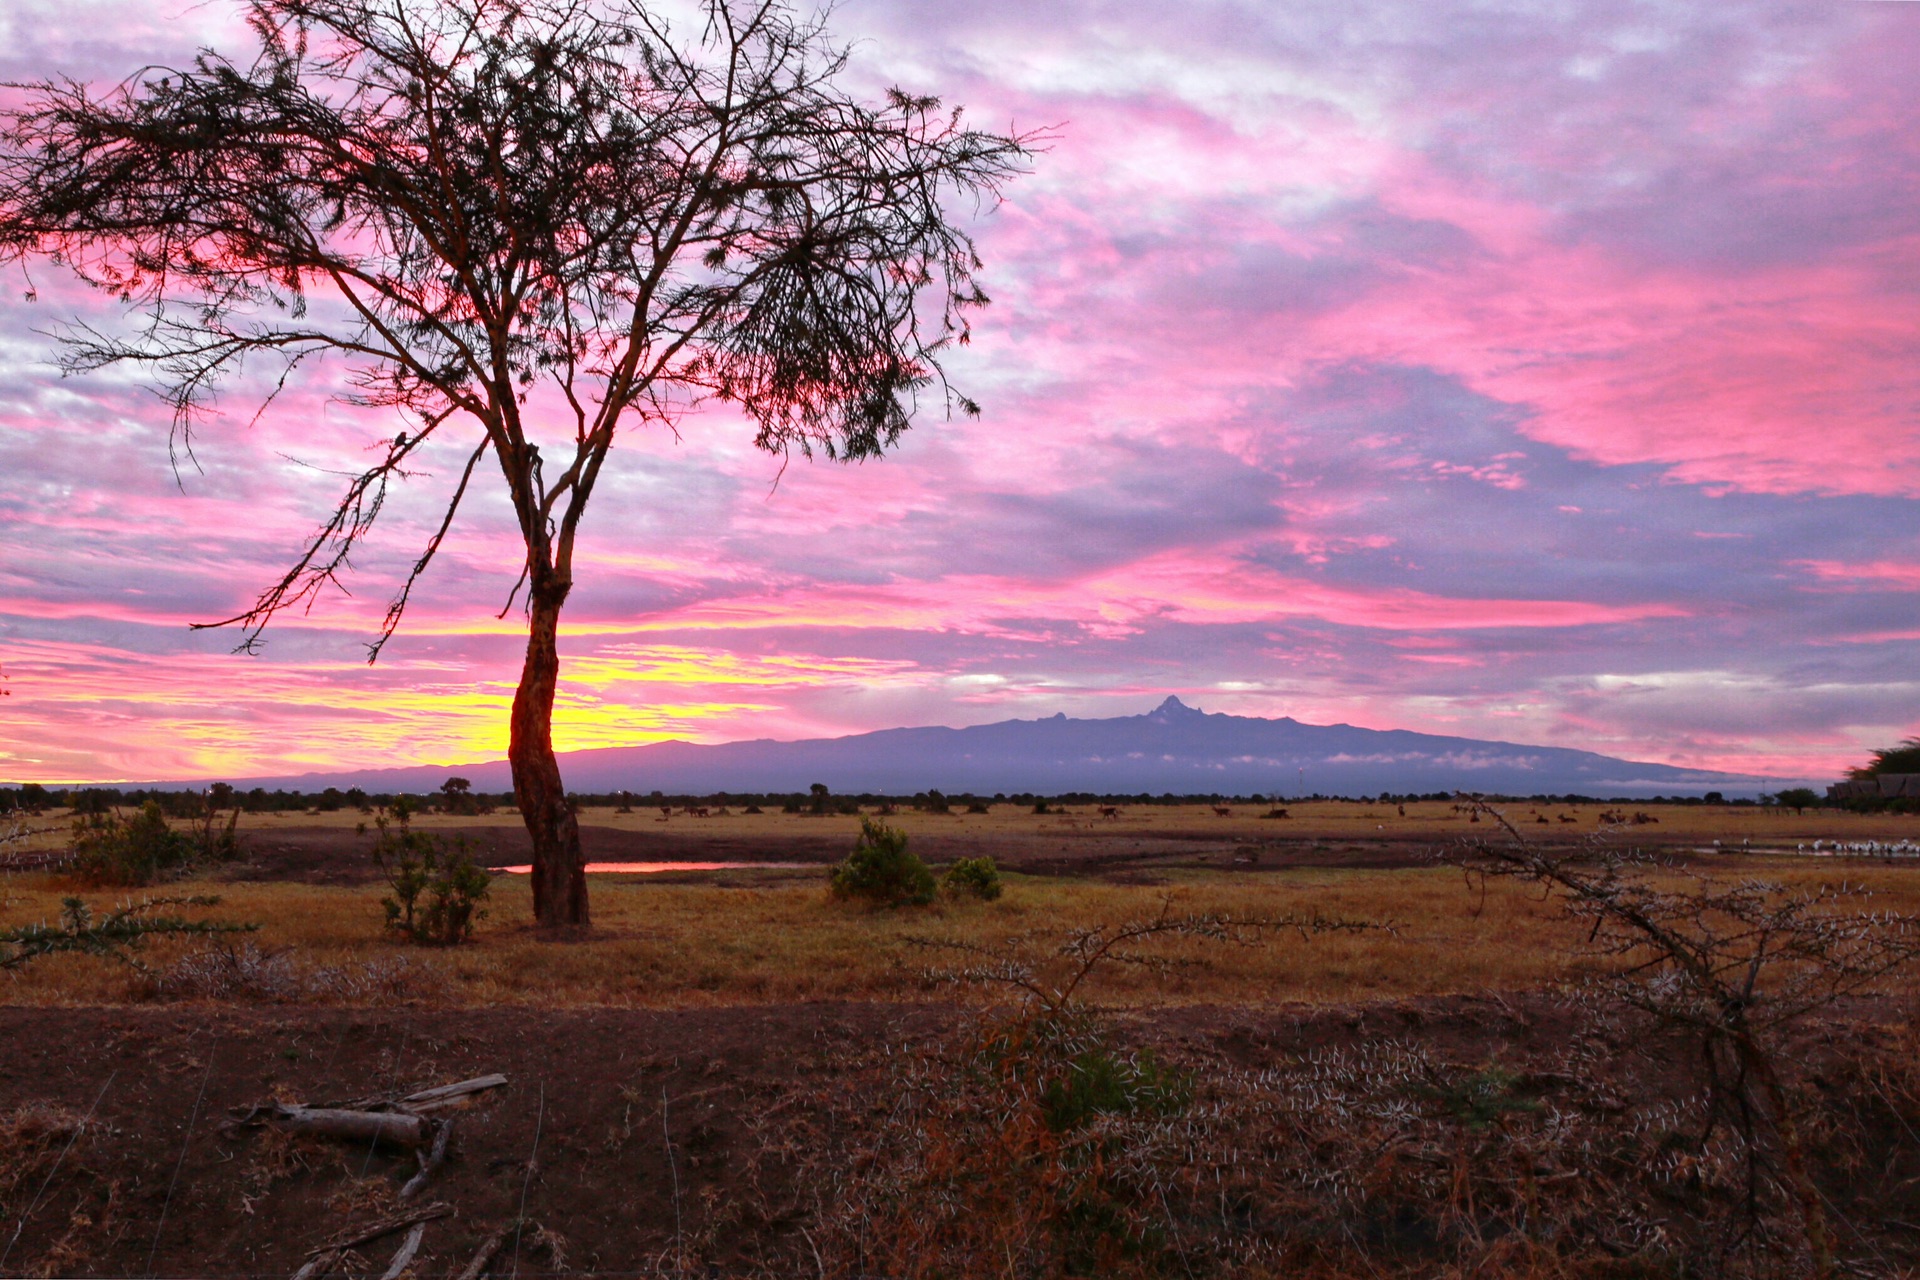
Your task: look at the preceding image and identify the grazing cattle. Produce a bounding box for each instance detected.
[1099,805,1120,819]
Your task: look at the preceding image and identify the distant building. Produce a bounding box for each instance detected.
[1827,774,1920,802]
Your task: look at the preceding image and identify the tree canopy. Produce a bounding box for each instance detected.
[0,0,1035,926]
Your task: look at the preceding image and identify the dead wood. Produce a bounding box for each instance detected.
[400,1074,508,1113]
[232,1102,429,1149]
[376,1221,427,1280]
[452,1221,518,1280]
[304,1202,451,1257]
[288,1247,339,1280]
[336,1073,510,1115]
[398,1118,453,1202]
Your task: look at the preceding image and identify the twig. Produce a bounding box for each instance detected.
[399,1117,454,1202]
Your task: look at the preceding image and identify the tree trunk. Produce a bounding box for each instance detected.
[511,588,588,929]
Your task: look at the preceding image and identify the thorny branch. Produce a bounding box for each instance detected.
[1447,794,1920,1280]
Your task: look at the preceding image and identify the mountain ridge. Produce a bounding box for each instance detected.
[112,697,1796,798]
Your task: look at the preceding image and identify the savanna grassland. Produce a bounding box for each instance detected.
[2,800,1918,1278]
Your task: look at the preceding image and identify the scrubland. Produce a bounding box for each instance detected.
[2,800,1918,1278]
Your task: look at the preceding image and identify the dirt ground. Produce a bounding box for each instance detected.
[3,995,1915,1278]
[5,802,1920,1276]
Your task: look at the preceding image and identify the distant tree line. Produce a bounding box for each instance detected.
[1,782,1795,818]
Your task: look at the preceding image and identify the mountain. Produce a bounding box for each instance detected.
[175,697,1788,798]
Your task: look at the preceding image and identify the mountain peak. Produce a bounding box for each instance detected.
[1150,695,1203,719]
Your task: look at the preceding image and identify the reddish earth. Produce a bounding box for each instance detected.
[2,997,1916,1277]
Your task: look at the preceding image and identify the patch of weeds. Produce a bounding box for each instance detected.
[0,1101,87,1207]
[154,940,421,1002]
[1415,1063,1543,1131]
[1037,1041,1191,1133]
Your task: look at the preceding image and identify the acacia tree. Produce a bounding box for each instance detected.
[0,0,1032,927]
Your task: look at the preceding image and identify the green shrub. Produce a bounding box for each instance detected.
[1414,1064,1543,1132]
[1039,1043,1192,1133]
[71,801,197,886]
[942,855,1002,901]
[828,817,935,907]
[369,810,490,945]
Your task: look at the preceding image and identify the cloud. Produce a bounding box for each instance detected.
[1,0,1917,783]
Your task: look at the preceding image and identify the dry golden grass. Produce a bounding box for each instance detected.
[4,853,1919,1010]
[223,797,1920,844]
[10,798,1917,854]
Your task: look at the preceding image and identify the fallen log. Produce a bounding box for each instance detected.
[256,1103,429,1149]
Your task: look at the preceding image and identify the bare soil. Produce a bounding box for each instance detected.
[3,996,1915,1277]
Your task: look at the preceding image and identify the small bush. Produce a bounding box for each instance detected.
[829,817,935,907]
[369,810,490,945]
[1039,1043,1192,1133]
[942,856,1002,901]
[70,801,196,886]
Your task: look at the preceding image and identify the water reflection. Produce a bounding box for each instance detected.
[491,861,810,874]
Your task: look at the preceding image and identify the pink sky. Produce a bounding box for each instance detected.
[3,0,1918,785]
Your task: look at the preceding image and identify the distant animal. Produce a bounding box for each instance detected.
[686,806,710,817]
[1099,806,1120,819]
[659,807,672,819]
[1558,814,1577,823]
[1212,806,1231,817]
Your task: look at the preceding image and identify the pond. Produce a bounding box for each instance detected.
[490,861,812,874]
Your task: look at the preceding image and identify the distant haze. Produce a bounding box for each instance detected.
[134,699,1793,799]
